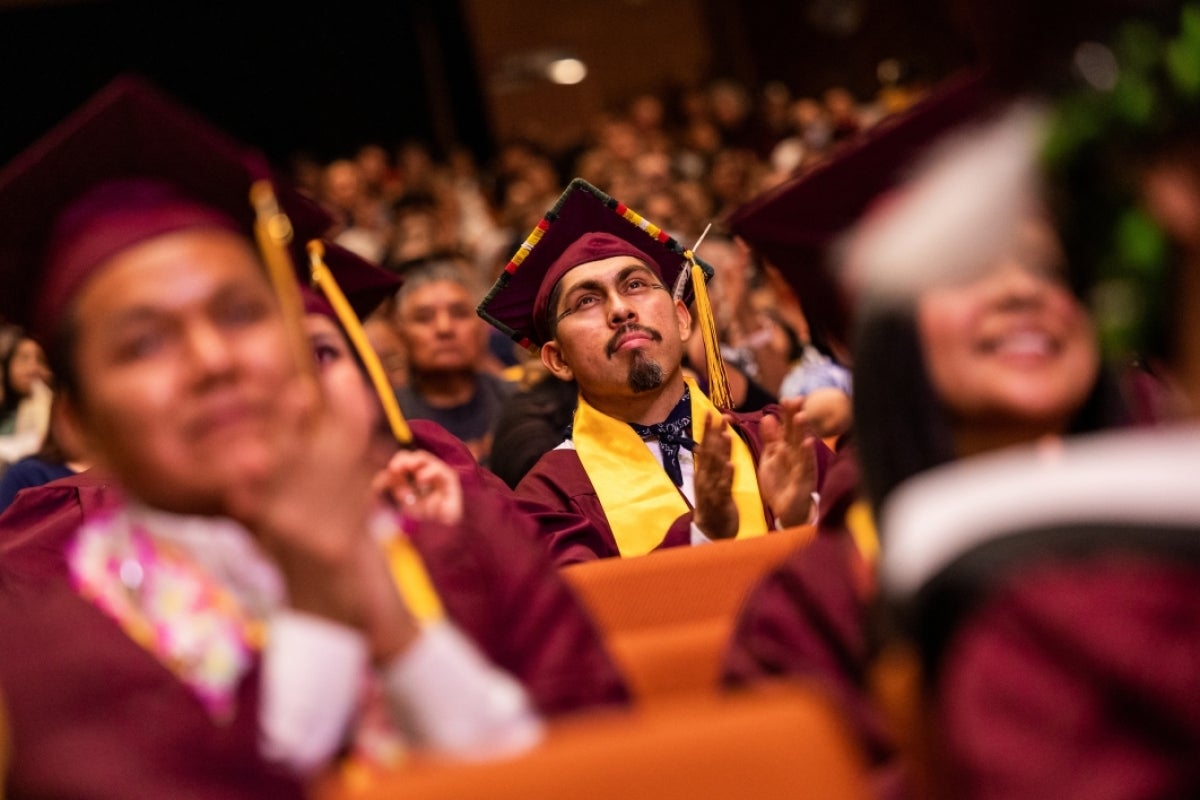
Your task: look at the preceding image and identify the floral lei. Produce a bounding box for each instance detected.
[67,508,265,722]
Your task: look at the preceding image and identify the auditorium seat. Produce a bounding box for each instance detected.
[318,680,872,800]
[561,526,815,704]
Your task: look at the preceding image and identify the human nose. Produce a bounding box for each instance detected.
[432,309,455,335]
[607,292,637,326]
[990,260,1049,309]
[184,320,235,377]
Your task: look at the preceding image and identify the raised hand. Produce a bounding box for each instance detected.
[373,448,464,527]
[223,372,418,662]
[756,397,818,528]
[692,411,739,539]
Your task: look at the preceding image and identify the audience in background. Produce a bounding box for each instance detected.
[392,258,515,465]
[0,336,53,473]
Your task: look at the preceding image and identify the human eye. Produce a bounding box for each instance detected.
[113,324,170,363]
[623,271,659,293]
[313,343,342,366]
[573,292,601,311]
[309,334,348,368]
[213,289,271,329]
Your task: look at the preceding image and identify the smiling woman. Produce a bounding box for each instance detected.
[913,217,1099,458]
[846,105,1145,514]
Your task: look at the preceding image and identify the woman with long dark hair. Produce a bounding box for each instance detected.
[0,335,53,470]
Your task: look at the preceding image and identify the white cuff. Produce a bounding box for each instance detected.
[260,611,368,774]
[775,491,821,530]
[382,620,543,761]
[690,521,715,546]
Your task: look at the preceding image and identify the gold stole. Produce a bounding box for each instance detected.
[572,377,768,556]
[372,510,446,625]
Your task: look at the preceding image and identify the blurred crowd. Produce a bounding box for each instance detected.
[271,76,901,467]
[4,1,1200,797]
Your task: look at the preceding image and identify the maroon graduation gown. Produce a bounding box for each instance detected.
[0,456,626,796]
[514,407,832,565]
[406,419,630,711]
[0,472,305,800]
[879,427,1200,800]
[722,444,911,799]
[404,468,629,714]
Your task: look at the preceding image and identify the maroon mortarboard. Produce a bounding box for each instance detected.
[299,240,401,322]
[725,69,1007,344]
[477,178,714,352]
[0,73,331,344]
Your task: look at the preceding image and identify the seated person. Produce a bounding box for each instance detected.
[0,393,90,515]
[478,179,831,563]
[302,241,627,722]
[0,336,53,470]
[870,16,1200,796]
[0,76,544,798]
[392,256,514,465]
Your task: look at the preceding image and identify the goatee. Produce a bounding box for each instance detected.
[628,352,664,393]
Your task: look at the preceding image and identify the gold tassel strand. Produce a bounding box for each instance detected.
[307,241,413,445]
[249,180,319,386]
[688,256,733,411]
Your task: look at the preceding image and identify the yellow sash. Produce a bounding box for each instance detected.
[845,500,881,567]
[572,377,768,556]
[374,513,446,623]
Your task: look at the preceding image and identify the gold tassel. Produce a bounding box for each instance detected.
[689,258,733,411]
[249,180,318,386]
[308,241,413,445]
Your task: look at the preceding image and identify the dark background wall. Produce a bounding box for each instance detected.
[0,0,489,164]
[0,0,977,169]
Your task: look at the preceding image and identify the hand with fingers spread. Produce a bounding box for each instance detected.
[757,396,818,528]
[693,411,739,539]
[373,448,464,527]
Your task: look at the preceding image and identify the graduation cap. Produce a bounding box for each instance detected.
[725,69,1006,345]
[478,178,735,408]
[0,73,331,346]
[301,240,401,322]
[303,239,413,444]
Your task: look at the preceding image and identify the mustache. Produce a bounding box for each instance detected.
[606,323,662,358]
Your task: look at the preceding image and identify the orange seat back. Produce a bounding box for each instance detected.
[318,681,873,800]
[562,526,815,703]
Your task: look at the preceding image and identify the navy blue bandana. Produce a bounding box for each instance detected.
[627,386,696,487]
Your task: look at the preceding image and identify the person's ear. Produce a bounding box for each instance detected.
[674,298,693,342]
[541,340,575,382]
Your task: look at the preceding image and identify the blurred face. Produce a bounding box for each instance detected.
[396,279,482,375]
[322,160,362,213]
[542,256,691,403]
[8,338,49,396]
[917,222,1099,452]
[64,228,296,515]
[307,313,392,468]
